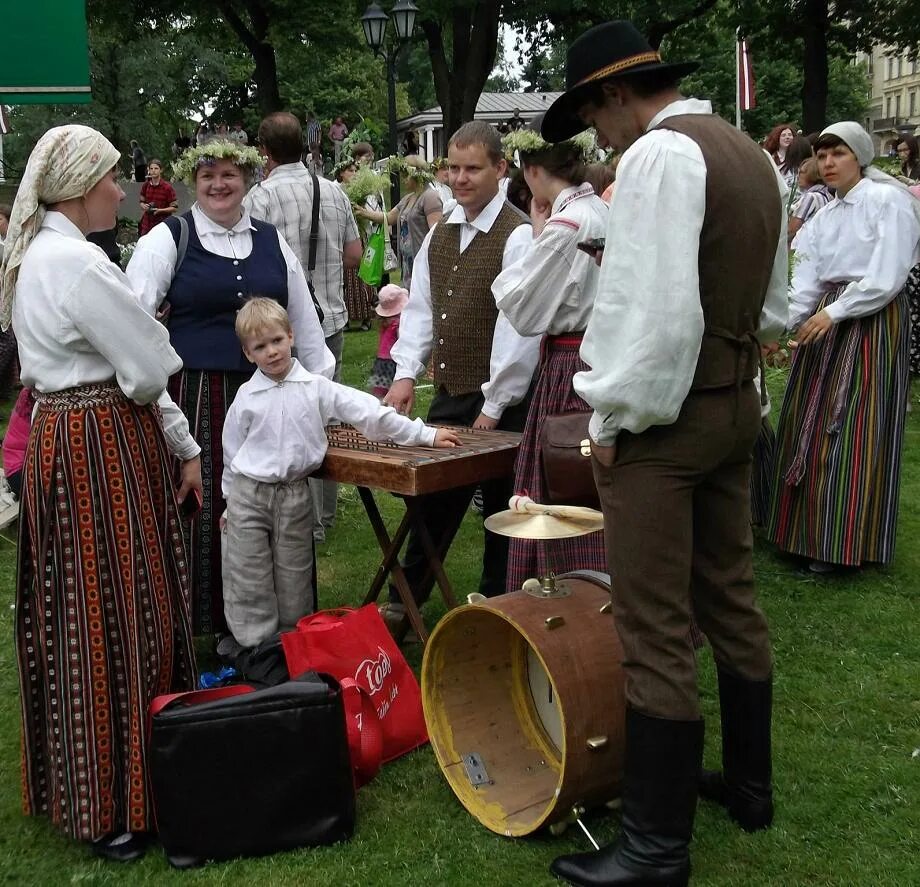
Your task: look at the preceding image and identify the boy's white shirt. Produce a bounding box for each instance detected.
[222,358,436,498]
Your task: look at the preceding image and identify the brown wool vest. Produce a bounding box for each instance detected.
[428,204,529,396]
[652,114,782,390]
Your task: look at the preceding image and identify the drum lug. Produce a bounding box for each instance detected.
[599,600,612,615]
[586,735,609,751]
[544,616,565,630]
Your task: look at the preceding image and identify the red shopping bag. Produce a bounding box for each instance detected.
[281,606,428,764]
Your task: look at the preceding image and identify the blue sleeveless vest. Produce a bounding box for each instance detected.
[165,212,288,372]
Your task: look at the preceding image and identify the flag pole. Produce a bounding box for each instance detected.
[735,27,742,130]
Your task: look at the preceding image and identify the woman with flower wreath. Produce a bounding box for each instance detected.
[335,156,377,331]
[355,156,442,290]
[127,140,334,636]
[492,121,610,589]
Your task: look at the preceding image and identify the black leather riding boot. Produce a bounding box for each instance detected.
[550,709,704,887]
[699,667,773,832]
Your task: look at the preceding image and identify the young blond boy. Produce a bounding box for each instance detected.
[221,298,459,648]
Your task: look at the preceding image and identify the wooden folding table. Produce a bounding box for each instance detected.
[313,426,521,644]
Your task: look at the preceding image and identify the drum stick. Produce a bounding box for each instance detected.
[508,495,602,522]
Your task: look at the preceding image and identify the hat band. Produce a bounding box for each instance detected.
[575,51,662,87]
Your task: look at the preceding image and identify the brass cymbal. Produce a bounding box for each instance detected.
[484,508,604,540]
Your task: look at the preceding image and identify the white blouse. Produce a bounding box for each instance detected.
[125,203,335,379]
[391,188,541,420]
[13,212,199,459]
[789,177,920,328]
[222,359,436,497]
[492,183,608,335]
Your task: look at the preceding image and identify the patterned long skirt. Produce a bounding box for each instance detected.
[907,264,920,376]
[750,417,776,527]
[168,369,249,634]
[344,265,375,326]
[768,285,910,566]
[506,336,607,592]
[16,383,195,841]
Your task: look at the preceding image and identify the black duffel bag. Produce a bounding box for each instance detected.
[149,672,355,868]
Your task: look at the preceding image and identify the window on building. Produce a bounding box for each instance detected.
[886,96,892,117]
[896,56,902,78]
[911,91,917,117]
[886,56,893,80]
[895,94,902,118]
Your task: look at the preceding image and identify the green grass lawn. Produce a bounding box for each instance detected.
[0,330,918,885]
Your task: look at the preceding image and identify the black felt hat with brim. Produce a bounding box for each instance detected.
[541,21,699,143]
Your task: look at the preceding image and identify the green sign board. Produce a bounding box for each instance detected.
[0,2,91,105]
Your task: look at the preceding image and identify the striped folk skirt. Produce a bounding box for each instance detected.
[168,369,249,634]
[750,417,776,527]
[506,335,607,592]
[768,286,910,566]
[344,265,375,326]
[16,383,195,841]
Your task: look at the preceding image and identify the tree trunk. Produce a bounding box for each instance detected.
[251,40,282,114]
[421,1,502,142]
[801,0,829,133]
[217,0,282,116]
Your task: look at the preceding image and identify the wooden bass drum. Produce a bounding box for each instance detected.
[421,571,625,837]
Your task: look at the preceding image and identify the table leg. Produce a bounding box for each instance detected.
[403,496,459,609]
[357,486,429,644]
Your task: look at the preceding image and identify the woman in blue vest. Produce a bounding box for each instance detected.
[128,141,334,637]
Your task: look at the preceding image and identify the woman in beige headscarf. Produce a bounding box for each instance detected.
[0,125,199,862]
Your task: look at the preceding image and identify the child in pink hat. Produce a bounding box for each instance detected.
[368,284,409,399]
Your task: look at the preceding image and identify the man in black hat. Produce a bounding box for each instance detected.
[541,20,789,887]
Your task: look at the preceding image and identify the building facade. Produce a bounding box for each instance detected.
[857,46,920,154]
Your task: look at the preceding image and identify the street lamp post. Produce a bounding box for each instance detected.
[361,0,419,204]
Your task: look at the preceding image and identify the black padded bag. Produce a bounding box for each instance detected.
[149,672,355,866]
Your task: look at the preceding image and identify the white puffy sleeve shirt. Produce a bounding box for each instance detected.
[492,183,609,335]
[574,99,789,444]
[391,189,541,419]
[13,212,199,458]
[789,178,920,328]
[126,203,335,379]
[222,359,437,497]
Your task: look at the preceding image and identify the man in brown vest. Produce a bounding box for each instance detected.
[384,121,539,626]
[540,21,788,887]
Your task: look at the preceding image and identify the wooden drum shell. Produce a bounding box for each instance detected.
[421,575,625,837]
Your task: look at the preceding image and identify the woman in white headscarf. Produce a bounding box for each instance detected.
[768,122,920,573]
[0,125,199,861]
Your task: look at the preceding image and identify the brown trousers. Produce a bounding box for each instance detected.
[594,383,772,720]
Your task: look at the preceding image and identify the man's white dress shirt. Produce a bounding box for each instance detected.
[575,99,789,445]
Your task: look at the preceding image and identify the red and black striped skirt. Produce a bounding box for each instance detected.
[16,382,196,841]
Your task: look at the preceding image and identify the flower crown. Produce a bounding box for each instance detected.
[384,155,434,184]
[172,141,264,184]
[331,155,358,180]
[501,128,600,163]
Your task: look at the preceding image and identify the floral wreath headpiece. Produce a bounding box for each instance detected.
[331,155,358,180]
[384,155,434,185]
[172,141,264,184]
[501,128,600,164]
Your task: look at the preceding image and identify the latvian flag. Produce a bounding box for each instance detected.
[737,34,756,111]
[0,106,10,135]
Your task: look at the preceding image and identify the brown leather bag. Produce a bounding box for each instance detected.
[539,412,599,509]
